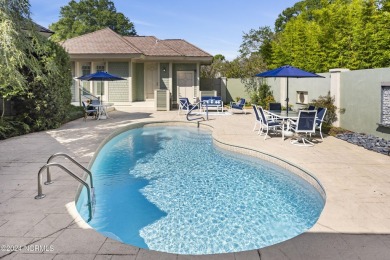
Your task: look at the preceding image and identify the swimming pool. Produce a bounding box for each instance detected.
[77,125,325,255]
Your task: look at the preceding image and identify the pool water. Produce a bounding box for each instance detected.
[77,126,325,255]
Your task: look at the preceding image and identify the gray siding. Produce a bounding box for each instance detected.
[135,63,144,101]
[108,62,129,102]
[160,63,169,90]
[71,62,76,102]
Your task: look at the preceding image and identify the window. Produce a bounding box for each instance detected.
[81,64,91,76]
[296,91,308,104]
[81,64,91,92]
[96,65,105,72]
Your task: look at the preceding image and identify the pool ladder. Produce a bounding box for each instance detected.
[186,101,209,122]
[34,153,94,222]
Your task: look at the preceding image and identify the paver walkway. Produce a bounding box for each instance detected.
[1,108,389,260]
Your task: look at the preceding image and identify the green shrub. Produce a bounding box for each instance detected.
[0,119,30,140]
[309,92,341,125]
[64,105,84,123]
[13,36,72,131]
[250,83,275,109]
[327,126,352,136]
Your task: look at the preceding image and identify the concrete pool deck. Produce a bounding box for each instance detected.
[0,108,389,260]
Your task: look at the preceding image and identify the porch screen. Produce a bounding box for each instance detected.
[108,62,129,102]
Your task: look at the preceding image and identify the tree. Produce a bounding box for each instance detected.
[49,0,136,42]
[200,54,227,78]
[250,82,276,109]
[239,26,274,66]
[270,0,390,71]
[0,0,42,121]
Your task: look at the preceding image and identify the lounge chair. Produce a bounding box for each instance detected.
[316,107,327,140]
[258,106,282,140]
[82,101,97,121]
[230,98,246,114]
[178,97,198,115]
[288,110,317,146]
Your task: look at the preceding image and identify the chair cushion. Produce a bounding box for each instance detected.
[268,121,280,126]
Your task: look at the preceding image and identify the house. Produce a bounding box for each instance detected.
[61,28,213,109]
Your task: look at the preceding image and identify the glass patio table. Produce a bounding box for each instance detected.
[265,110,299,140]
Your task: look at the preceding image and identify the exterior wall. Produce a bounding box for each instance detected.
[71,62,77,102]
[108,62,130,102]
[160,63,170,90]
[134,63,144,101]
[265,73,330,111]
[200,78,222,96]
[340,68,390,139]
[225,78,251,103]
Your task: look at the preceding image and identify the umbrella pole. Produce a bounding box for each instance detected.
[100,80,103,105]
[286,78,289,116]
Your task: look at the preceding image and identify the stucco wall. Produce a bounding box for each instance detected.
[265,73,330,111]
[225,78,251,102]
[340,68,390,139]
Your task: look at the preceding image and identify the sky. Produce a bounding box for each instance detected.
[29,0,299,60]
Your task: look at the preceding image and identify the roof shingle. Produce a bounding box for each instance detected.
[61,28,141,54]
[61,28,212,58]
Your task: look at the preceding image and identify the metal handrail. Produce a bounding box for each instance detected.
[186,101,208,121]
[46,153,93,188]
[35,163,93,222]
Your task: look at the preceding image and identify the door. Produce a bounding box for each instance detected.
[177,71,195,101]
[145,63,158,99]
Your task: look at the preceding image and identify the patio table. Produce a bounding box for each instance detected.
[91,103,113,120]
[265,110,299,140]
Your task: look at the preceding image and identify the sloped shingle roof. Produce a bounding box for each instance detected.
[61,28,141,54]
[62,28,212,58]
[123,36,179,56]
[161,39,212,57]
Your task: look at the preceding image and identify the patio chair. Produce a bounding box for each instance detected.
[178,97,198,115]
[252,104,262,133]
[90,99,101,105]
[288,110,317,146]
[258,106,282,140]
[269,103,282,112]
[82,101,97,121]
[307,105,315,110]
[316,107,327,140]
[230,98,246,114]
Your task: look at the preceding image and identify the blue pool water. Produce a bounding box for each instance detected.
[77,126,325,255]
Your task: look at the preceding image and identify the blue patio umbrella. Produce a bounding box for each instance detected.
[255,65,324,115]
[77,71,125,102]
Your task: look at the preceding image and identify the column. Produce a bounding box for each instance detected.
[329,68,349,127]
